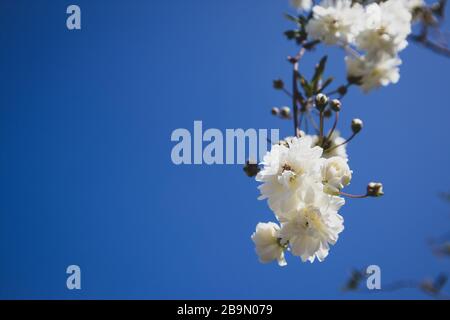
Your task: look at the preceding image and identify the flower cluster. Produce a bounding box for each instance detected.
[292,0,425,92]
[252,135,351,264]
[248,0,448,267]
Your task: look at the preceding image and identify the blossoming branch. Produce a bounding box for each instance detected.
[248,0,446,266]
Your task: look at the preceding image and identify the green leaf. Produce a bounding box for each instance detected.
[303,39,320,50]
[311,56,328,83]
[284,30,300,40]
[311,55,328,92]
[283,13,301,24]
[298,15,307,27]
[299,75,313,98]
[318,77,334,93]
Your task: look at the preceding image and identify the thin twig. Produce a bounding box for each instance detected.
[282,88,293,98]
[306,109,320,133]
[339,191,368,199]
[409,34,450,58]
[325,111,339,144]
[325,132,357,154]
[290,47,306,137]
[319,111,324,143]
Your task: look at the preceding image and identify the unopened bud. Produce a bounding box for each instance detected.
[271,107,280,116]
[315,93,328,111]
[351,118,363,134]
[347,75,363,86]
[273,79,284,90]
[330,99,341,112]
[367,182,384,197]
[324,109,332,118]
[243,160,260,177]
[338,85,348,96]
[280,106,291,118]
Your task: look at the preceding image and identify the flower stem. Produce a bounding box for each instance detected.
[282,88,293,98]
[325,82,351,97]
[325,132,356,154]
[306,109,320,133]
[299,111,304,136]
[325,111,339,143]
[293,69,300,137]
[290,47,306,137]
[339,191,368,199]
[319,110,324,144]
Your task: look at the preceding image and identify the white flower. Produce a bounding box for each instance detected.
[306,0,364,45]
[321,157,352,195]
[311,131,348,159]
[290,0,313,11]
[256,136,324,213]
[251,222,287,266]
[366,0,424,12]
[346,54,401,92]
[278,186,345,262]
[356,1,412,56]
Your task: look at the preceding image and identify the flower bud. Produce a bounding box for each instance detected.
[322,157,352,195]
[280,106,291,118]
[324,109,332,118]
[271,107,280,116]
[243,160,260,177]
[330,99,341,112]
[273,79,284,90]
[337,85,348,96]
[351,118,363,134]
[347,75,363,86]
[251,222,286,266]
[367,182,384,197]
[315,93,328,111]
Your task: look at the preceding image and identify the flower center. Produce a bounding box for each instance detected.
[296,207,326,237]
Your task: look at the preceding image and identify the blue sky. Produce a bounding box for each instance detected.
[0,0,449,299]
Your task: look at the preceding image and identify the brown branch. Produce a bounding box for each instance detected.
[409,34,450,58]
[324,132,357,154]
[325,111,339,144]
[289,47,306,137]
